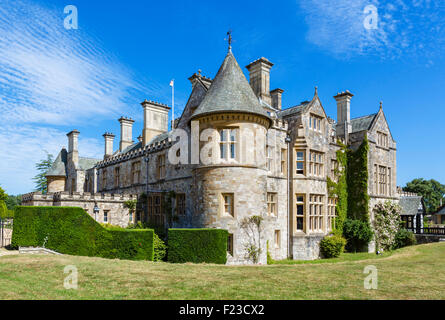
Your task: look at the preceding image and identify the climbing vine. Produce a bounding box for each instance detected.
[346,136,370,222]
[327,140,348,236]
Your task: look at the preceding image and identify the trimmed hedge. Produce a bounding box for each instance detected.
[11,206,154,261]
[168,228,228,264]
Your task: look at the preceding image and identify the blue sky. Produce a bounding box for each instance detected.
[0,0,444,194]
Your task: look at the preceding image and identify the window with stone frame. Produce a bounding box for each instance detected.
[219,128,238,160]
[327,197,337,232]
[266,145,274,172]
[309,151,324,177]
[103,210,109,223]
[296,194,305,232]
[295,150,305,175]
[309,194,324,232]
[377,131,388,148]
[156,154,166,180]
[102,169,107,190]
[131,161,141,185]
[280,148,287,175]
[374,164,378,194]
[222,193,234,217]
[267,192,277,216]
[227,234,234,256]
[147,194,163,226]
[309,114,322,132]
[274,230,281,248]
[114,167,120,188]
[330,159,338,182]
[388,167,392,196]
[176,193,186,215]
[379,165,387,196]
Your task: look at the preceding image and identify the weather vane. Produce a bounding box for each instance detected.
[225,30,232,52]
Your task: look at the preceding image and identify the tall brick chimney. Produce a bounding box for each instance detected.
[271,88,284,110]
[141,100,170,146]
[118,117,134,152]
[66,130,79,168]
[246,57,274,105]
[334,90,353,142]
[103,132,115,159]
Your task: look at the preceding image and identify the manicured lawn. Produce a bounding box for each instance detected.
[0,243,444,299]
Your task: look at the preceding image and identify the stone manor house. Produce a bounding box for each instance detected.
[23,46,406,264]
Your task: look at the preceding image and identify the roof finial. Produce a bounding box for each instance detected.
[198,69,202,76]
[225,30,233,52]
[380,101,383,110]
[314,86,318,96]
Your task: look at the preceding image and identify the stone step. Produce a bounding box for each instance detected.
[439,238,445,242]
[19,247,61,255]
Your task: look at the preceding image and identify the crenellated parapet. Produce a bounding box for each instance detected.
[95,135,172,168]
[271,118,288,130]
[21,191,139,205]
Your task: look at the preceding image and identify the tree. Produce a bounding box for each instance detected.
[403,178,445,213]
[33,152,54,193]
[0,186,7,201]
[5,195,21,210]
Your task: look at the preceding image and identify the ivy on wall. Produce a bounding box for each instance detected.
[346,136,370,222]
[328,137,371,235]
[327,141,348,236]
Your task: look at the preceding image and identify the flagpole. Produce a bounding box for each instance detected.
[171,79,175,129]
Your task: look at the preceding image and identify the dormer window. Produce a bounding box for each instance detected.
[309,114,322,132]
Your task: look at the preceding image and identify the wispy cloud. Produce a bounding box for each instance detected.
[299,0,445,61]
[0,124,103,194]
[0,0,165,194]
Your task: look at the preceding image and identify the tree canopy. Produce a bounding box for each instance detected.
[33,152,54,193]
[403,178,445,213]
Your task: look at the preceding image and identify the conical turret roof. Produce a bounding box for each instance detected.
[191,51,271,124]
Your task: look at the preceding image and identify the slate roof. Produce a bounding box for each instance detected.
[399,196,424,216]
[191,51,271,123]
[277,103,307,118]
[46,148,100,176]
[350,113,377,133]
[433,204,445,216]
[78,157,100,171]
[46,148,68,177]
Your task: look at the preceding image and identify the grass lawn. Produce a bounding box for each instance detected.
[0,242,444,299]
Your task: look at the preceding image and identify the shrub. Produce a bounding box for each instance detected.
[167,228,228,264]
[0,201,8,219]
[343,219,373,252]
[153,233,167,262]
[11,206,154,260]
[373,201,402,251]
[320,235,346,258]
[393,229,417,249]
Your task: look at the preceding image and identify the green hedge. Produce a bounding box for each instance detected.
[11,206,154,261]
[167,228,228,264]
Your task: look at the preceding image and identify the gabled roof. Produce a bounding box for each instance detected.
[46,149,68,177]
[399,196,424,216]
[433,204,445,216]
[350,113,378,133]
[78,157,100,171]
[191,51,271,123]
[277,103,306,118]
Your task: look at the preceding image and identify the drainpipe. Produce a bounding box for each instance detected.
[285,135,292,258]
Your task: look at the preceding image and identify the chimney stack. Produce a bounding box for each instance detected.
[141,100,170,146]
[246,57,274,105]
[334,90,353,142]
[103,132,115,159]
[188,70,213,89]
[118,117,134,152]
[66,130,79,167]
[270,88,284,110]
